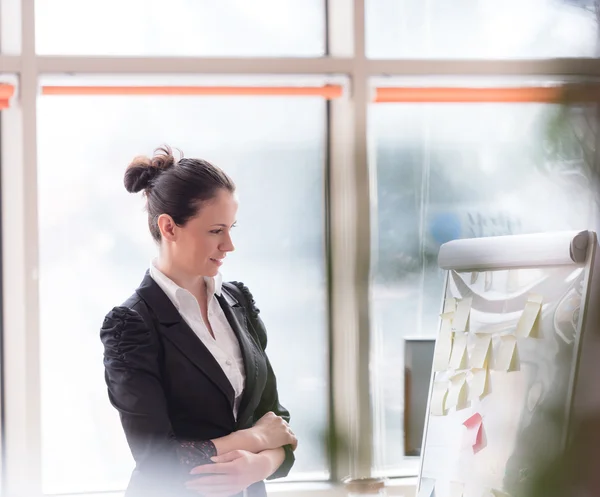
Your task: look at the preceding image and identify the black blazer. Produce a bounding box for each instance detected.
[100,272,294,497]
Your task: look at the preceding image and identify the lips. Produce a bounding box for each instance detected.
[210,258,224,266]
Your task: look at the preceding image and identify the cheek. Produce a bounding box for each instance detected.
[190,235,216,261]
[175,232,205,261]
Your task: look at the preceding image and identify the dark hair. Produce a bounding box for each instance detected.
[124,145,235,242]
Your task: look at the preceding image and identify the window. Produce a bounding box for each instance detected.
[35,0,326,56]
[4,0,600,495]
[369,87,597,473]
[37,87,329,493]
[366,0,599,59]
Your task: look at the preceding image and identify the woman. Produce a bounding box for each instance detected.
[100,146,297,497]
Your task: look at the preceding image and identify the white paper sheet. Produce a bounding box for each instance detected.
[418,477,436,497]
[449,481,465,497]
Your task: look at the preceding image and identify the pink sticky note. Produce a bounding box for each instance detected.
[463,413,484,453]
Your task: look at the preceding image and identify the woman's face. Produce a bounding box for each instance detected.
[164,189,238,277]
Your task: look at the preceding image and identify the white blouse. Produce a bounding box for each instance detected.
[149,261,246,420]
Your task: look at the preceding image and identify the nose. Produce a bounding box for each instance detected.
[219,232,235,253]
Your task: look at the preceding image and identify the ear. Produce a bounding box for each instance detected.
[157,214,178,242]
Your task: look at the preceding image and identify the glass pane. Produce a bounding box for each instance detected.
[36,0,325,56]
[370,99,597,474]
[38,92,328,493]
[366,0,599,59]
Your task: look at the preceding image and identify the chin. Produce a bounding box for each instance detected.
[204,265,220,277]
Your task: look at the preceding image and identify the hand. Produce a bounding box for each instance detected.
[186,450,271,497]
[251,411,298,452]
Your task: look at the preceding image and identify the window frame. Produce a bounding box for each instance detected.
[2,0,600,495]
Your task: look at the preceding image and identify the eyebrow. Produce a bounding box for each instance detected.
[210,222,237,228]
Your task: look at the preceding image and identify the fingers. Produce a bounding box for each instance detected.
[257,411,276,422]
[286,427,298,451]
[190,450,246,475]
[289,434,298,451]
[211,450,246,464]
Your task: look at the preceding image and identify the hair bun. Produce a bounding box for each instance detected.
[123,145,178,193]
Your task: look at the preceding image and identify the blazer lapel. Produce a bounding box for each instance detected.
[135,272,235,410]
[218,288,259,427]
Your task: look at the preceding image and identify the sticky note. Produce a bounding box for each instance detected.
[453,297,472,332]
[470,368,488,400]
[516,294,543,338]
[440,312,454,334]
[444,297,457,313]
[433,331,453,372]
[470,334,492,368]
[430,381,448,416]
[418,478,436,497]
[463,412,484,453]
[446,373,468,411]
[528,293,543,304]
[494,335,518,372]
[450,481,465,497]
[449,332,468,369]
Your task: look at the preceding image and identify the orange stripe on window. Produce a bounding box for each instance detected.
[0,84,15,109]
[41,85,344,99]
[374,86,600,103]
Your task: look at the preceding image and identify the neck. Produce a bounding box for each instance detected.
[155,255,206,300]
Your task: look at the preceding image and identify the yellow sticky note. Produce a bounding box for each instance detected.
[444,297,457,313]
[470,368,488,400]
[528,293,543,304]
[446,373,468,411]
[450,481,465,497]
[453,297,472,332]
[430,381,448,416]
[440,312,454,335]
[449,332,468,369]
[516,294,543,338]
[470,334,492,369]
[494,336,518,372]
[433,332,453,372]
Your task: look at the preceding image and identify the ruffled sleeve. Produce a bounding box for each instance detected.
[100,306,216,495]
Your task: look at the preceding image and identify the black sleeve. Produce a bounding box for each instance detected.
[100,306,216,494]
[230,283,296,480]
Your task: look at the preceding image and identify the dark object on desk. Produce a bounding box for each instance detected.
[404,338,435,457]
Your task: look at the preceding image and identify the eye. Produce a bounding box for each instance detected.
[209,229,224,234]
